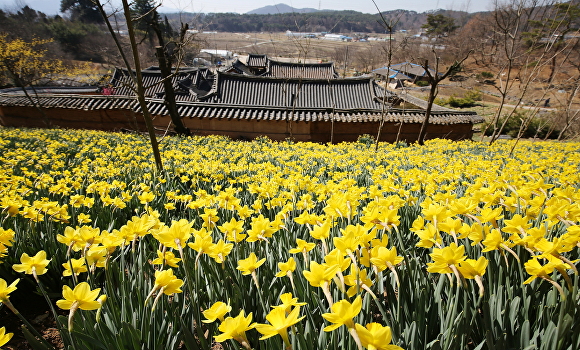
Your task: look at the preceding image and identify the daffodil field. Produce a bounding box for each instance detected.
[0,128,579,350]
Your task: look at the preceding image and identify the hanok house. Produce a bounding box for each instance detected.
[223,54,339,79]
[387,62,440,83]
[0,62,483,143]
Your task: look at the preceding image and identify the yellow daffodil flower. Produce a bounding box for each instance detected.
[426,242,466,284]
[246,215,277,242]
[151,269,184,295]
[218,217,247,242]
[370,246,404,272]
[288,239,316,254]
[255,306,305,348]
[458,256,488,296]
[0,326,13,347]
[208,239,234,263]
[0,278,19,303]
[344,267,373,297]
[275,257,297,278]
[56,282,102,311]
[202,301,232,323]
[355,323,404,350]
[236,253,266,275]
[272,292,307,315]
[62,258,88,277]
[214,310,255,349]
[155,219,193,250]
[151,250,181,268]
[12,251,51,276]
[56,282,102,331]
[303,261,339,288]
[310,220,332,240]
[322,296,362,331]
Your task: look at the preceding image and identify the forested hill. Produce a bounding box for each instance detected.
[166,9,473,33]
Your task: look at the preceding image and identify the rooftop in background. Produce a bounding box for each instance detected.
[223,54,338,79]
[389,62,441,79]
[372,67,412,81]
[0,86,100,95]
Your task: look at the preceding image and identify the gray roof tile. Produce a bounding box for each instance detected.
[262,59,338,79]
[0,92,484,125]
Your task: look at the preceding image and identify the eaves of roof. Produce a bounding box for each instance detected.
[0,93,484,125]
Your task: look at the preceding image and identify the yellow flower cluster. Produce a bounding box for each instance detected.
[0,129,579,349]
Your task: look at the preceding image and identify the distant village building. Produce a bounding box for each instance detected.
[323,34,351,41]
[285,31,319,38]
[387,62,441,82]
[372,67,412,88]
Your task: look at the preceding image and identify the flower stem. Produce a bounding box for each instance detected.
[348,327,363,350]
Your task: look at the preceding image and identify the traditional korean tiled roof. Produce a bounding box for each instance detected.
[246,54,268,67]
[395,91,454,112]
[221,59,255,75]
[389,62,439,79]
[0,86,100,94]
[200,72,392,110]
[372,67,412,80]
[261,59,339,79]
[110,66,211,101]
[0,91,483,125]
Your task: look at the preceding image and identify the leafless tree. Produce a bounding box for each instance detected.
[481,0,560,144]
[417,51,472,145]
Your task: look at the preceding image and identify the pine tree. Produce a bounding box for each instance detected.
[60,0,103,23]
[132,0,160,47]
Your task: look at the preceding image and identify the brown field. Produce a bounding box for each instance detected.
[199,32,580,118]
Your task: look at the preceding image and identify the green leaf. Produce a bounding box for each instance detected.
[179,319,201,350]
[71,330,108,350]
[509,296,521,335]
[520,320,531,348]
[120,322,144,350]
[473,339,486,350]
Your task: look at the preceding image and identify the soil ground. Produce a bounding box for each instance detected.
[1,290,64,350]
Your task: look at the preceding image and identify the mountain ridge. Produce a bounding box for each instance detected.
[246,3,333,15]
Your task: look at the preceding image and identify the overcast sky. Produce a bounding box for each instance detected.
[0,0,495,15]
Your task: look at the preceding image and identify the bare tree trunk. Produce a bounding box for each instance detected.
[557,79,580,140]
[155,46,190,136]
[95,0,163,171]
[152,20,191,136]
[374,7,399,151]
[121,0,163,170]
[418,52,471,145]
[418,77,438,145]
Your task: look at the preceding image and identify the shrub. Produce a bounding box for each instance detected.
[480,71,494,78]
[464,89,483,101]
[415,80,430,87]
[435,97,449,106]
[447,96,476,108]
[438,90,482,108]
